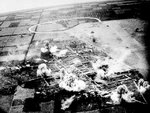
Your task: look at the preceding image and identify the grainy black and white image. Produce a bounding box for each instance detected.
[0,0,150,113]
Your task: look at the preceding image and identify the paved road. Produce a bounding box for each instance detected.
[0,0,150,113]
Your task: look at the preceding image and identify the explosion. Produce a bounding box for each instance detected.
[59,70,87,92]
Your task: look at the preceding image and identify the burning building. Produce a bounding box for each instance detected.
[0,0,150,113]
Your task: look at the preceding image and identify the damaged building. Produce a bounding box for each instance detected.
[0,0,150,113]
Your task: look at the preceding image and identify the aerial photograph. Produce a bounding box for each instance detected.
[0,0,150,113]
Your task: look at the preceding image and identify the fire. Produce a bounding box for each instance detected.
[37,63,51,77]
[59,70,87,92]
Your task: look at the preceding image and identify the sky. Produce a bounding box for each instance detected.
[0,0,115,14]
